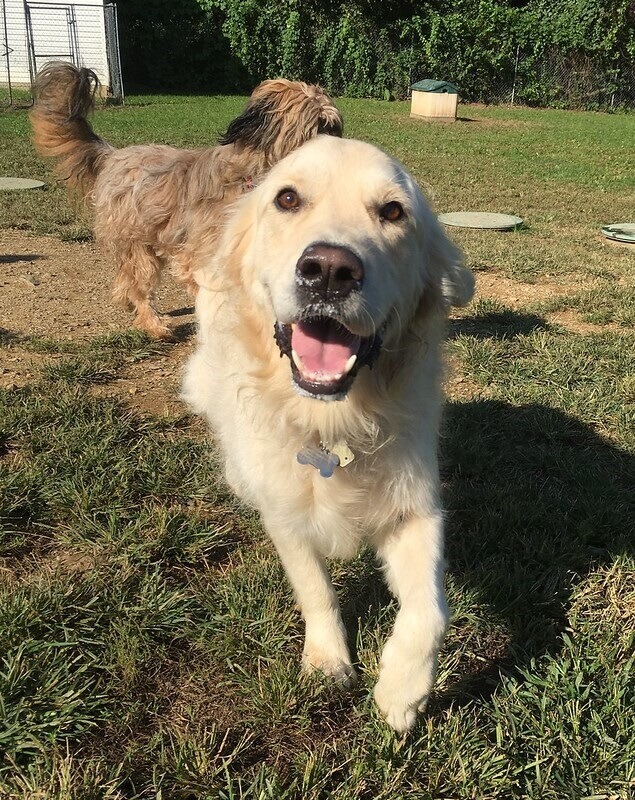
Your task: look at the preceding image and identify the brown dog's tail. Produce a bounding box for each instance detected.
[29,61,113,200]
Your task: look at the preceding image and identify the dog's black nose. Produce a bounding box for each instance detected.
[295,244,364,301]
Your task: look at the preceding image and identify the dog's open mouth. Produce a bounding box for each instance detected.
[274,317,381,399]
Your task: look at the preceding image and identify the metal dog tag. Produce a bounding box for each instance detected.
[297,444,340,478]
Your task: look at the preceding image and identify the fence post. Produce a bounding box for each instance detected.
[511,44,520,106]
[104,3,124,103]
[1,0,12,105]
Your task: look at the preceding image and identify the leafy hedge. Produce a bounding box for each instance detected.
[116,0,248,92]
[116,0,635,107]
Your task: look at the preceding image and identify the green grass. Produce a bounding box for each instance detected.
[1,95,634,798]
[531,284,635,328]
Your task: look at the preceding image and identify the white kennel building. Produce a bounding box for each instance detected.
[0,0,123,103]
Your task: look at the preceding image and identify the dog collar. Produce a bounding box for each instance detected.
[243,175,255,191]
[297,440,355,478]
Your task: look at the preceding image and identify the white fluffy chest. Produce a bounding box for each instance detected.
[183,300,440,560]
[223,424,435,560]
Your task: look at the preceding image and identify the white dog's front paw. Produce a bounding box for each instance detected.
[373,641,437,733]
[302,644,357,688]
[373,676,429,734]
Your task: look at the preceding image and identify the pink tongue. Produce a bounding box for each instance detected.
[292,319,360,377]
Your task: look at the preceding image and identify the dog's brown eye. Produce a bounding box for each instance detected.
[380,201,404,222]
[275,188,301,211]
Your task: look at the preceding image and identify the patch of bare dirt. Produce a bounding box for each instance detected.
[473,271,575,308]
[1,350,58,389]
[445,354,483,402]
[0,229,194,338]
[546,311,618,335]
[1,228,196,416]
[471,271,626,334]
[603,238,635,252]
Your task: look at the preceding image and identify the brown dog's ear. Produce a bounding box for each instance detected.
[218,99,272,149]
[218,80,343,163]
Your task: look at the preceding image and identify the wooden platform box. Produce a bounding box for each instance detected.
[410,89,458,122]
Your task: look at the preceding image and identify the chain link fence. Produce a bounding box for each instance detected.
[0,0,123,107]
[483,47,635,110]
[319,23,635,111]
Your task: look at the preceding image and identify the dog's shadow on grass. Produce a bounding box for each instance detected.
[437,399,632,705]
[340,398,632,709]
[448,309,549,339]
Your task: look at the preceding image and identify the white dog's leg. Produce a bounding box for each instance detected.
[265,524,356,687]
[373,513,448,733]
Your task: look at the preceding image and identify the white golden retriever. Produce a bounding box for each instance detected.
[183,135,474,732]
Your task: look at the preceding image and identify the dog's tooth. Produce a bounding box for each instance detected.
[291,349,302,370]
[344,354,357,374]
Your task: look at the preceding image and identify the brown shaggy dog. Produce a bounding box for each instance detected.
[29,62,343,338]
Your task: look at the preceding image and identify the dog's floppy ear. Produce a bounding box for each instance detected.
[218,99,271,149]
[424,213,475,308]
[403,171,474,312]
[192,190,259,292]
[218,79,343,162]
[441,259,475,307]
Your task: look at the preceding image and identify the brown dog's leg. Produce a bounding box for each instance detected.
[172,243,201,299]
[112,242,173,339]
